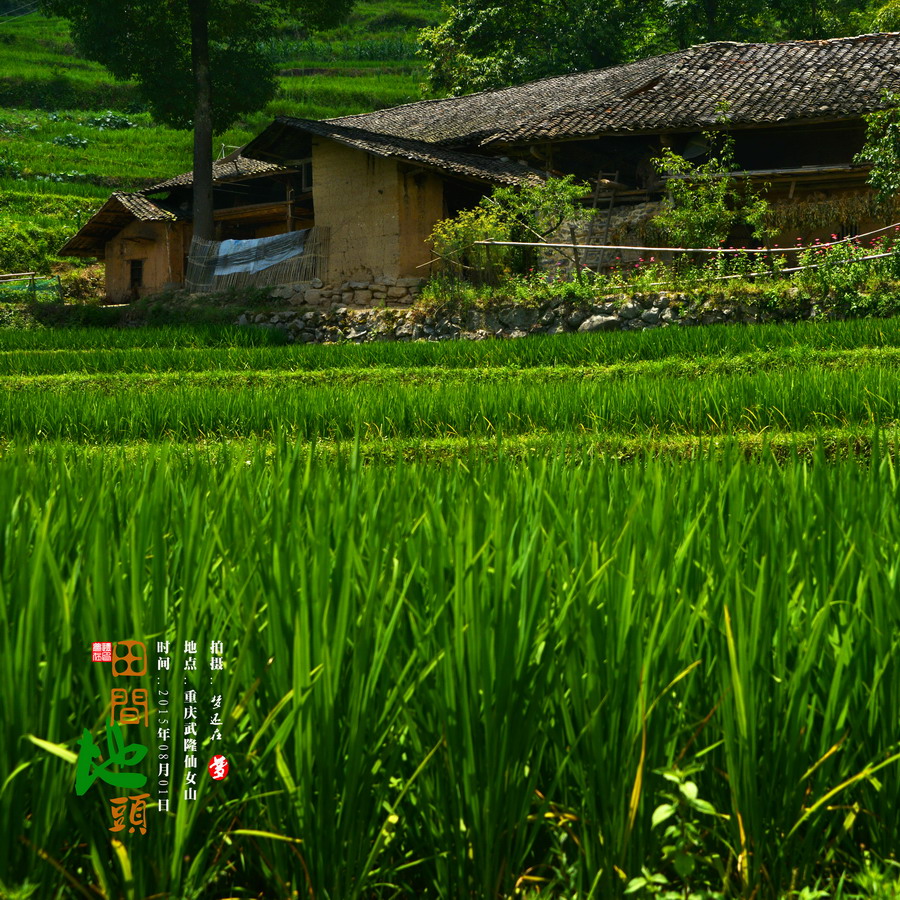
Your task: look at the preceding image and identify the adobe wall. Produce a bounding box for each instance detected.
[312,140,443,284]
[105,221,185,302]
[398,168,443,277]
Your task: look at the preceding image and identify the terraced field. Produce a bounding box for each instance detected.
[3,321,900,899]
[0,3,442,274]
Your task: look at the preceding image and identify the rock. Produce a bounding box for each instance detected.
[309,277,324,289]
[353,290,373,304]
[396,277,423,287]
[387,286,408,299]
[237,313,249,326]
[566,309,589,328]
[578,315,619,332]
[641,308,661,324]
[348,281,369,290]
[508,329,528,339]
[617,302,642,320]
[254,314,267,324]
[342,292,354,303]
[464,310,486,330]
[304,290,322,305]
[499,307,539,330]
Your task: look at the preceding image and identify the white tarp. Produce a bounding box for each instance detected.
[212,229,310,277]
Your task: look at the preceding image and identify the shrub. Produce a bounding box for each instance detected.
[652,129,773,251]
[429,175,589,284]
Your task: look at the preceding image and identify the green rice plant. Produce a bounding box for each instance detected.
[9,317,900,370]
[3,362,900,441]
[2,443,900,898]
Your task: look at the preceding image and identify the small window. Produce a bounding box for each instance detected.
[129,259,144,288]
[300,158,312,193]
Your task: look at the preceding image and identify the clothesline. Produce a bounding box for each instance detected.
[474,221,900,256]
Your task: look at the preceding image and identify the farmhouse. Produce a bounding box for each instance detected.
[64,32,900,300]
[59,151,303,302]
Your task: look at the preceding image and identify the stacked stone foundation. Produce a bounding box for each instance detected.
[267,276,425,308]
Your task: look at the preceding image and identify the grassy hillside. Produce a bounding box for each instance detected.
[0,1,443,276]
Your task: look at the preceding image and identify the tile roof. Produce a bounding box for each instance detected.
[327,32,900,148]
[59,192,183,257]
[114,192,178,221]
[142,151,293,193]
[243,117,546,185]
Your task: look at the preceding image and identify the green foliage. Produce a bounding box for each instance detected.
[51,132,87,148]
[867,0,900,31]
[37,0,358,133]
[0,148,22,179]
[83,110,134,130]
[0,221,69,274]
[626,767,728,899]
[419,0,874,94]
[419,0,661,94]
[856,92,900,205]
[429,175,588,282]
[652,130,773,250]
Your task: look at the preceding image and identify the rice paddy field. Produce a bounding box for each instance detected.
[3,319,900,900]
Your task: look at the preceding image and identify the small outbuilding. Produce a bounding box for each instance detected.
[60,151,301,302]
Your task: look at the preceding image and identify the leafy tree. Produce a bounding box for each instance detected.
[855,92,900,205]
[429,175,588,282]
[40,0,354,239]
[651,130,772,251]
[420,0,878,96]
[419,1,668,95]
[767,0,873,38]
[867,0,900,30]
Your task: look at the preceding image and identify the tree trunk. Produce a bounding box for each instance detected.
[189,0,214,241]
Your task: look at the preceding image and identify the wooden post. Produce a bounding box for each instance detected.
[569,226,583,284]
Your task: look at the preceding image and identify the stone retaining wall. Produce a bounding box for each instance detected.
[267,276,425,308]
[239,290,818,343]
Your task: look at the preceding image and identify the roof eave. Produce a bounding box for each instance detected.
[484,113,871,147]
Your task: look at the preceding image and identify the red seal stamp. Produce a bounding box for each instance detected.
[208,755,229,781]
